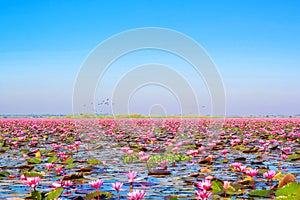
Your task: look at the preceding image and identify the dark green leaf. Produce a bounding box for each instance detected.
[0,171,10,177]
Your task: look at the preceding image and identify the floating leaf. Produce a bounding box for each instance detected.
[248,189,273,197]
[0,171,10,177]
[28,190,42,200]
[27,158,42,164]
[24,171,43,177]
[47,156,57,163]
[65,158,74,164]
[45,187,63,200]
[85,191,113,198]
[45,152,56,157]
[275,196,300,200]
[212,180,224,193]
[287,154,300,161]
[227,188,244,195]
[21,149,29,153]
[66,163,77,169]
[275,182,300,197]
[87,159,101,165]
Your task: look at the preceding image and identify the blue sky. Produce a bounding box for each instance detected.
[0,0,299,115]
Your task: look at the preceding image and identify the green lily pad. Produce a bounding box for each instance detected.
[220,159,228,163]
[47,156,57,163]
[45,187,63,200]
[87,159,102,165]
[26,190,42,200]
[0,171,10,177]
[45,152,56,157]
[248,189,273,197]
[276,197,300,200]
[85,191,113,198]
[20,149,29,153]
[66,163,77,169]
[65,158,74,164]
[287,154,300,161]
[212,180,224,193]
[24,171,43,177]
[27,158,42,164]
[275,182,300,197]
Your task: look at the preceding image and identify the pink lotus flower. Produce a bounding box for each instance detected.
[220,149,228,155]
[137,151,145,156]
[127,171,137,183]
[238,166,247,173]
[74,141,81,146]
[111,182,123,192]
[117,134,124,139]
[172,146,180,153]
[283,147,292,154]
[51,143,62,150]
[140,155,150,162]
[20,174,27,181]
[281,154,288,161]
[205,176,214,181]
[89,179,104,189]
[231,162,242,169]
[45,163,54,170]
[54,166,63,173]
[186,149,198,156]
[63,180,73,187]
[195,190,212,200]
[243,138,249,144]
[152,146,160,151]
[159,160,168,170]
[52,182,62,188]
[24,176,40,188]
[67,145,76,151]
[263,170,276,179]
[246,169,258,177]
[223,181,231,190]
[121,147,130,153]
[196,180,212,190]
[127,150,134,155]
[57,151,68,160]
[127,189,146,200]
[246,168,258,188]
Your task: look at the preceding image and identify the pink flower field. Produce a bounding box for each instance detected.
[0,118,299,199]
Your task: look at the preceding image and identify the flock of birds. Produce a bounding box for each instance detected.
[82,98,111,115]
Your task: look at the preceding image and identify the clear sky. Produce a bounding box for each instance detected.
[0,0,299,116]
